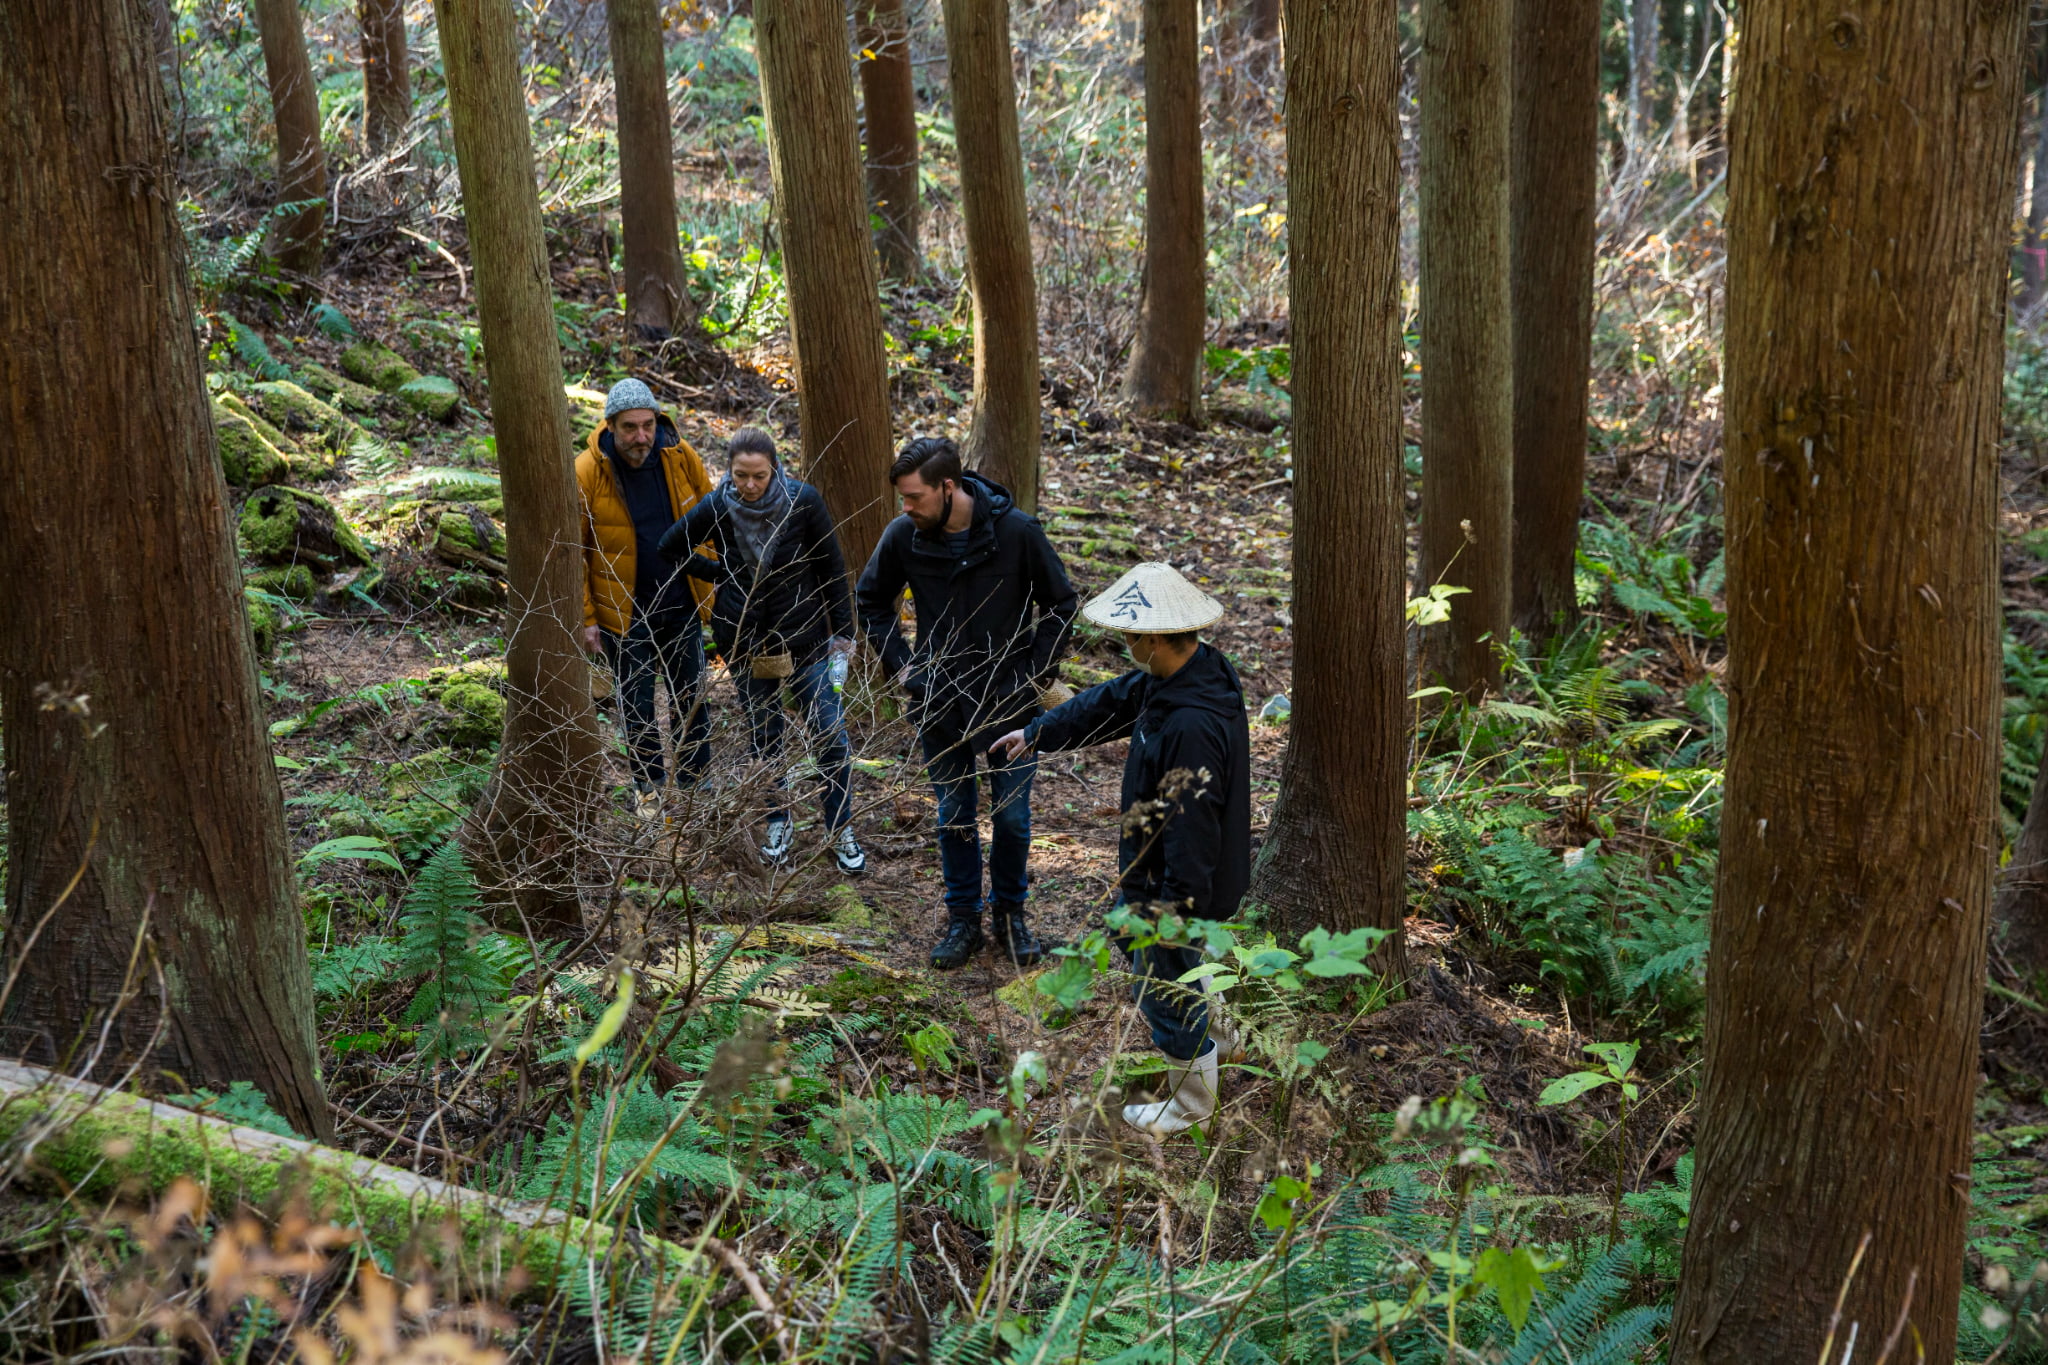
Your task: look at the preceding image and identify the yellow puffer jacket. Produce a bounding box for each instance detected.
[575,419,716,634]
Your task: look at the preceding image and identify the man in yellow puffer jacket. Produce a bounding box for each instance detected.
[574,378,717,820]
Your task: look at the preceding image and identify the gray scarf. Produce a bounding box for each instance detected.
[721,470,792,571]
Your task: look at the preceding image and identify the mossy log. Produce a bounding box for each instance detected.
[398,375,462,421]
[339,339,422,393]
[0,1059,702,1297]
[247,380,361,464]
[300,362,383,413]
[240,486,373,571]
[1049,534,1144,562]
[213,405,290,487]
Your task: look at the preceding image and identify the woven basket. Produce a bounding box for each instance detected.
[1038,679,1075,710]
[749,650,795,680]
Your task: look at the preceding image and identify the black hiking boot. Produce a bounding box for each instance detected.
[990,902,1049,968]
[930,915,985,971]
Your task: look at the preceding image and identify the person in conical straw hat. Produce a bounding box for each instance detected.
[990,562,1252,1137]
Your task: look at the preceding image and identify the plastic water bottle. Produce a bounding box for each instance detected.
[829,654,850,693]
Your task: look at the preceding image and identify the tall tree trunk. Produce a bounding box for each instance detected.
[437,0,606,937]
[858,0,922,281]
[1122,0,1207,423]
[1626,0,1660,157]
[1417,0,1511,696]
[1509,0,1598,642]
[359,0,410,152]
[1667,0,2023,1358]
[754,0,898,570]
[1246,0,1407,977]
[147,0,180,90]
[0,0,330,1140]
[940,0,1042,511]
[609,0,687,339]
[251,0,327,275]
[1996,752,2048,987]
[2026,29,2048,309]
[1244,0,1279,70]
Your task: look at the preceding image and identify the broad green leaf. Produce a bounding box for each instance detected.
[1537,1070,1614,1106]
[1585,1040,1640,1076]
[574,969,635,1064]
[298,835,402,872]
[1472,1246,1550,1331]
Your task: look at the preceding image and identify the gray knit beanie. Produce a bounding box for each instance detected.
[604,378,660,422]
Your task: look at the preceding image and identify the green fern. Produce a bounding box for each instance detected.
[220,311,292,380]
[309,935,401,1001]
[395,840,517,1059]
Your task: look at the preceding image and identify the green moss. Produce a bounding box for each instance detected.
[805,967,931,1012]
[424,657,510,695]
[435,508,507,558]
[214,408,290,487]
[300,362,382,413]
[399,375,461,421]
[340,340,421,393]
[247,564,316,600]
[0,1074,703,1298]
[564,384,608,428]
[434,681,506,750]
[385,747,486,798]
[248,380,359,465]
[217,391,296,451]
[238,487,372,570]
[459,433,498,466]
[243,587,280,657]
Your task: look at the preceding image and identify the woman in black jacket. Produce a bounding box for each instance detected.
[659,429,864,874]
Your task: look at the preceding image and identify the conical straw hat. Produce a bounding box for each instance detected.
[1082,562,1225,632]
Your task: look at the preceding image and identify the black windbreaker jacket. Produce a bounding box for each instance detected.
[658,478,852,664]
[1024,643,1252,920]
[855,473,1078,744]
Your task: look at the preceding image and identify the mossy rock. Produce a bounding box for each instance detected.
[247,564,316,601]
[213,407,290,487]
[398,375,461,421]
[339,340,421,394]
[564,384,608,427]
[424,657,510,696]
[239,486,372,571]
[300,362,382,413]
[244,587,280,657]
[432,680,506,750]
[385,746,486,799]
[436,507,507,560]
[458,433,498,466]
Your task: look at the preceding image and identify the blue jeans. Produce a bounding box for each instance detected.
[732,657,853,831]
[1119,931,1212,1062]
[922,731,1036,916]
[601,612,710,790]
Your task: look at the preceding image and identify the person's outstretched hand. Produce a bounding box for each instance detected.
[581,625,603,655]
[989,728,1032,761]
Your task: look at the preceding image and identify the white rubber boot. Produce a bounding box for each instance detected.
[1122,1042,1219,1137]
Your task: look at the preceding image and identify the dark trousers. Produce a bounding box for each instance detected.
[1114,902,1212,1062]
[601,611,710,790]
[922,730,1036,916]
[732,655,853,831]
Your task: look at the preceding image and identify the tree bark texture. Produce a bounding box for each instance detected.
[1508,0,1598,641]
[1667,1,2024,1359]
[1626,0,1660,154]
[858,0,922,281]
[609,0,686,338]
[1417,0,1511,696]
[940,0,1042,512]
[1247,0,1407,977]
[0,0,331,1140]
[754,0,898,569]
[1122,0,1207,422]
[2025,26,2048,309]
[359,0,410,152]
[251,0,327,274]
[437,0,606,936]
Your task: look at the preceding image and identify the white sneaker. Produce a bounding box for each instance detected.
[831,826,866,876]
[760,816,794,865]
[1122,1042,1219,1137]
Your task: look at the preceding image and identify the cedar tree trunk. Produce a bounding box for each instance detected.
[1996,751,2048,988]
[359,0,410,152]
[1667,0,2024,1359]
[1122,0,1207,422]
[609,0,687,338]
[1247,0,1407,976]
[252,0,327,274]
[1417,0,1511,696]
[1508,0,1598,641]
[940,0,1042,511]
[0,0,331,1139]
[858,0,922,281]
[1626,0,1660,155]
[437,0,607,935]
[754,0,897,569]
